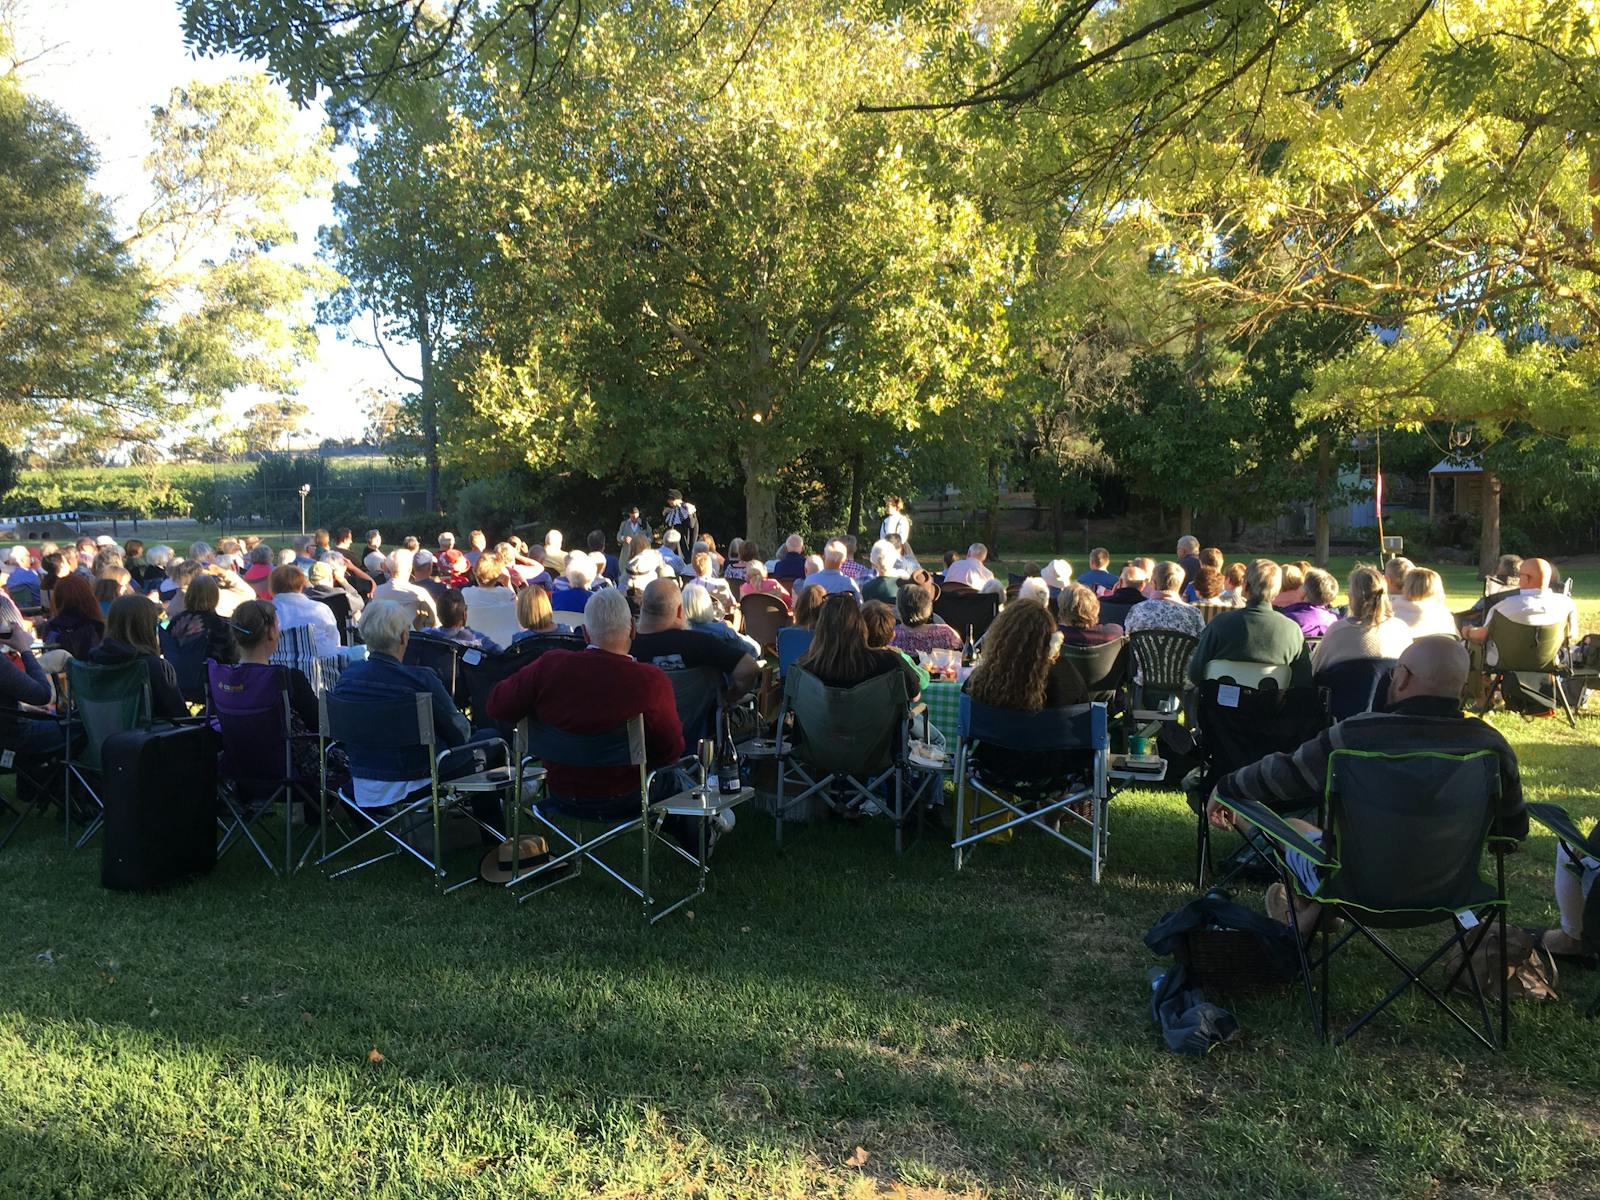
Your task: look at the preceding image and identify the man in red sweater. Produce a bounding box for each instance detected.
[487,587,684,802]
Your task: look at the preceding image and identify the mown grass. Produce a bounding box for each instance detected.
[1,568,1597,1199]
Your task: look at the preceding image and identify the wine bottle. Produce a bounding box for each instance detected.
[717,725,742,795]
[961,624,975,667]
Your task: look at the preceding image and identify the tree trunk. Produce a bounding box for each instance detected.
[418,301,440,515]
[1479,469,1501,575]
[1178,504,1194,539]
[741,445,779,552]
[1313,427,1333,567]
[846,452,864,542]
[1050,495,1063,554]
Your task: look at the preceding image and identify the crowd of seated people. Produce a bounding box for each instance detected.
[1,503,1589,805]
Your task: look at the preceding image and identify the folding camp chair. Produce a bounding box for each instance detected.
[1128,629,1198,735]
[774,666,915,852]
[1525,802,1600,1018]
[664,665,723,748]
[1191,679,1330,890]
[269,624,344,696]
[208,661,320,876]
[1056,636,1128,708]
[1481,612,1576,726]
[1215,749,1514,1048]
[403,631,468,708]
[460,634,585,731]
[6,581,40,611]
[506,715,750,923]
[0,705,68,852]
[62,658,152,848]
[1204,659,1294,689]
[739,593,792,656]
[312,589,354,645]
[316,693,513,893]
[1314,657,1397,721]
[158,624,212,707]
[933,590,1001,642]
[952,696,1113,881]
[775,626,813,678]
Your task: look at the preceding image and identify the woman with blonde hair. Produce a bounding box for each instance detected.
[1311,565,1414,671]
[510,583,563,648]
[462,553,521,647]
[1393,567,1460,639]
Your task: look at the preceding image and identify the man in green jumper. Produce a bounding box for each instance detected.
[1187,558,1312,688]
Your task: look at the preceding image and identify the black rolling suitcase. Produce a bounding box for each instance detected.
[100,724,218,891]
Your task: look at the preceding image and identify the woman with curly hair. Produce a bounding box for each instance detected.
[965,600,1087,791]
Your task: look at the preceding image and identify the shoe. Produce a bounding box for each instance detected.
[1536,927,1596,965]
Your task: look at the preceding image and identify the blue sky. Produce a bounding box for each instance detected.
[13,0,415,441]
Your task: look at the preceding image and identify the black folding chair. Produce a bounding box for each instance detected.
[1526,802,1600,1018]
[1314,657,1397,721]
[403,631,469,709]
[1215,749,1514,1048]
[1055,636,1128,708]
[663,665,723,748]
[1191,679,1330,890]
[932,590,1001,642]
[159,624,213,707]
[460,634,584,731]
[0,706,68,852]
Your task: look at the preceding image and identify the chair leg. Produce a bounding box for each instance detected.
[1557,677,1577,727]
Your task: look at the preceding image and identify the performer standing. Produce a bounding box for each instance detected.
[616,505,652,547]
[662,489,699,549]
[879,495,911,544]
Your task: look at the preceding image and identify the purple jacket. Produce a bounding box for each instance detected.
[1280,602,1336,638]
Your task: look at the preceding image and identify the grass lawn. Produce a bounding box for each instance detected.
[2,571,1598,1198]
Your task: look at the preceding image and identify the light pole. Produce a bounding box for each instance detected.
[298,483,311,535]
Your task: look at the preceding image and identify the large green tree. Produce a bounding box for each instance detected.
[430,2,1019,546]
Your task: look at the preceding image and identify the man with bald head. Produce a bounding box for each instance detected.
[1463,557,1579,659]
[1207,637,1527,926]
[630,578,759,741]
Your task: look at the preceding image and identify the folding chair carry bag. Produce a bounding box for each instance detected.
[100,724,218,891]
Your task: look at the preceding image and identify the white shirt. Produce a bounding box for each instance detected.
[372,578,439,624]
[880,511,911,542]
[271,590,343,659]
[942,557,994,588]
[1390,596,1459,639]
[1311,616,1414,672]
[799,568,861,597]
[461,585,522,648]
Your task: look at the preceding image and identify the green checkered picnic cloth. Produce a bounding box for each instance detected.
[920,680,962,748]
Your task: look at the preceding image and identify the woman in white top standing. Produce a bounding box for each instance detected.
[879,495,911,544]
[1311,565,1415,672]
[1390,567,1460,640]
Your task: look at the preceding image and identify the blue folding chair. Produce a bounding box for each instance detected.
[316,692,512,893]
[1314,657,1397,721]
[953,695,1112,881]
[159,624,213,707]
[506,716,749,923]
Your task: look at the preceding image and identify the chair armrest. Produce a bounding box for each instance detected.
[1526,802,1600,856]
[1211,792,1331,867]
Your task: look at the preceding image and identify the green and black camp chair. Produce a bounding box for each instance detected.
[1526,802,1600,1018]
[1215,748,1515,1048]
[63,658,153,849]
[1481,612,1576,726]
[774,666,914,852]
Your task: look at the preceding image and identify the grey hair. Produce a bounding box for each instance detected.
[145,544,174,568]
[1151,561,1185,593]
[583,587,632,643]
[358,600,415,655]
[1244,559,1282,603]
